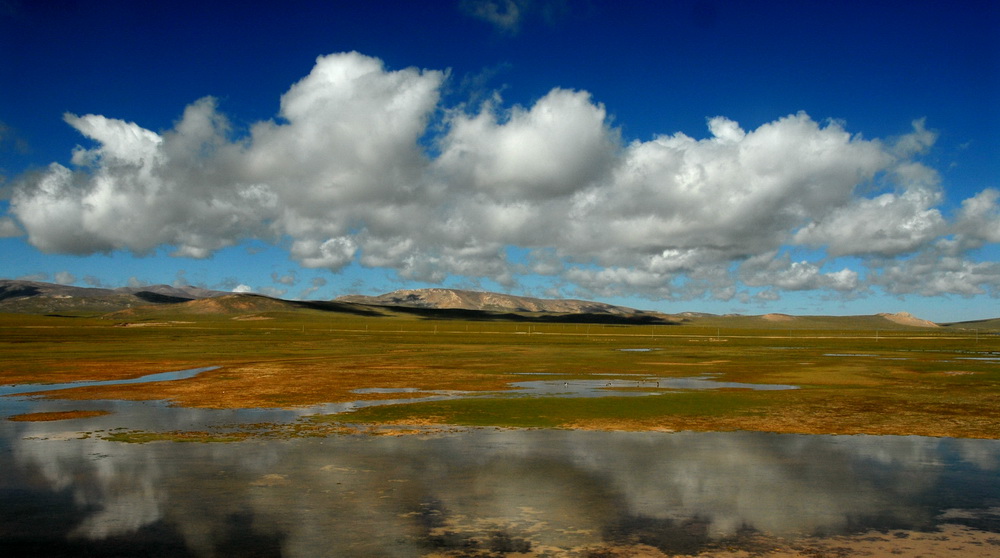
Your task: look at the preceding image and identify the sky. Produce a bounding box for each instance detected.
[0,0,997,322]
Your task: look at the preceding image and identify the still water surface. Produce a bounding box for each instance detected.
[2,371,999,556]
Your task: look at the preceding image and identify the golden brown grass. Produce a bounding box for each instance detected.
[2,311,997,438]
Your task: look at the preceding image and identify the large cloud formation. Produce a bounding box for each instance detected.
[9,52,1000,301]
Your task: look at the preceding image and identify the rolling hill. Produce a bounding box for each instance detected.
[1,280,994,330]
[336,288,651,316]
[0,280,223,315]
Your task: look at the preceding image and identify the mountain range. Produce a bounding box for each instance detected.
[335,288,649,316]
[0,279,995,329]
[0,280,671,325]
[0,280,229,314]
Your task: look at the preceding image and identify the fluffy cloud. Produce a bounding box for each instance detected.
[435,88,617,201]
[7,52,998,303]
[871,249,1000,297]
[739,253,860,293]
[952,189,1000,249]
[792,184,945,257]
[11,52,442,264]
[564,113,891,262]
[12,103,270,257]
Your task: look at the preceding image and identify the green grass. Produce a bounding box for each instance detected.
[100,430,253,443]
[323,391,765,429]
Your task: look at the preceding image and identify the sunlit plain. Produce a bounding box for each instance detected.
[2,307,996,439]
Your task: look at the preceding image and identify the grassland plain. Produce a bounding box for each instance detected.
[1,307,998,439]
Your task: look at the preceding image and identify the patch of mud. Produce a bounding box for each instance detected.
[21,431,92,441]
[114,321,193,327]
[250,473,289,487]
[421,523,1000,557]
[647,359,730,366]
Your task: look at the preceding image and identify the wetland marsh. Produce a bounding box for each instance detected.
[2,310,999,555]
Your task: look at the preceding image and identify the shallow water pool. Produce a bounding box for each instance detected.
[1,369,997,556]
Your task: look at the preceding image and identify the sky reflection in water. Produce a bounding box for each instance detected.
[2,423,999,557]
[1,370,998,556]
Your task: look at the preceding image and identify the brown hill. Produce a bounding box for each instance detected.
[116,284,227,300]
[108,294,298,318]
[336,288,651,316]
[0,279,227,315]
[3,280,993,330]
[878,312,939,328]
[0,279,116,301]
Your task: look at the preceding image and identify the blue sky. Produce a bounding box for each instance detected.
[1,0,997,322]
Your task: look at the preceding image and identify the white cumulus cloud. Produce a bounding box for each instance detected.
[952,188,1000,249]
[740,253,860,292]
[871,249,1000,297]
[6,52,998,303]
[435,88,618,201]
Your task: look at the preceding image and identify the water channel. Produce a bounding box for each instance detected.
[2,369,999,556]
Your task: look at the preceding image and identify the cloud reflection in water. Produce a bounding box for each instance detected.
[4,425,999,556]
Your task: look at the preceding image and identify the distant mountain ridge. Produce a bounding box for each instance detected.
[336,288,650,316]
[116,283,228,299]
[338,290,980,329]
[0,280,993,329]
[0,280,228,314]
[0,280,227,301]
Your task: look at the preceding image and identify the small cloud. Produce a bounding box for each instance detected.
[461,0,523,33]
[83,275,109,288]
[258,286,287,298]
[126,276,148,288]
[0,217,22,237]
[754,290,781,302]
[54,271,76,285]
[298,276,328,299]
[460,0,568,34]
[0,120,30,155]
[17,272,48,282]
[232,284,253,293]
[271,271,298,286]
